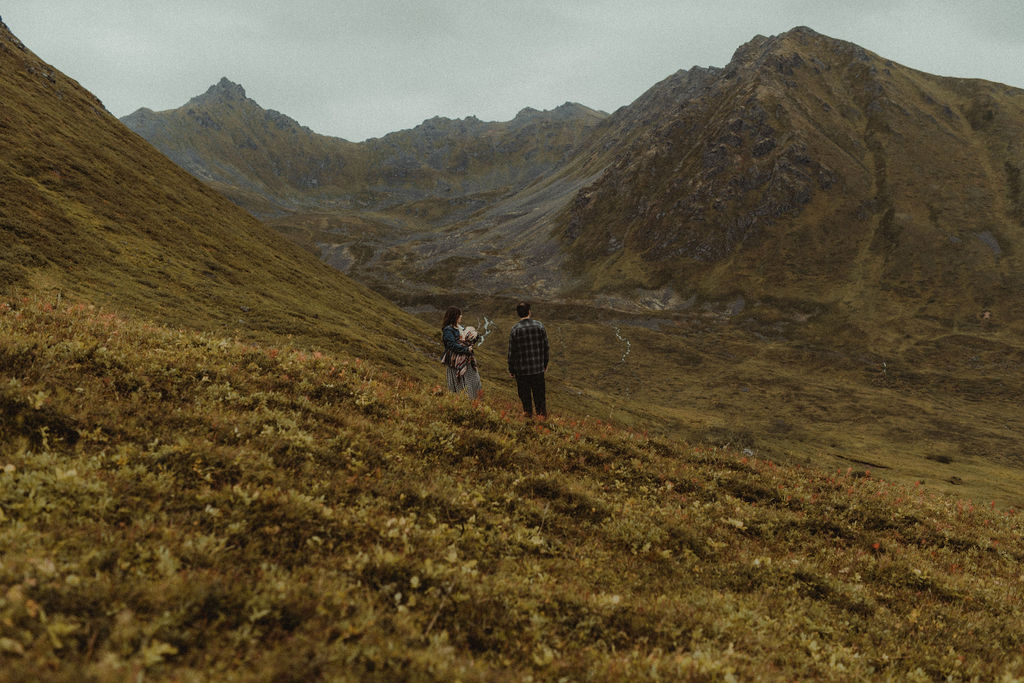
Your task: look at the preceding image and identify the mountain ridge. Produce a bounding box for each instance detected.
[121,81,607,219]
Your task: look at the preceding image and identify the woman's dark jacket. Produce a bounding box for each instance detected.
[442,325,472,355]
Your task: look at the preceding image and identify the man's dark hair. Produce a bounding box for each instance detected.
[516,301,531,318]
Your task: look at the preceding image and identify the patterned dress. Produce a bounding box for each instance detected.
[447,362,482,399]
[443,325,482,399]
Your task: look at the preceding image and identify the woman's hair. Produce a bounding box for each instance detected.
[442,306,462,329]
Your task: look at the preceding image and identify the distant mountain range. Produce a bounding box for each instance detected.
[121,78,606,220]
[121,27,1024,334]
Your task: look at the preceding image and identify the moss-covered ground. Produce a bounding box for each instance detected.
[2,295,1022,680]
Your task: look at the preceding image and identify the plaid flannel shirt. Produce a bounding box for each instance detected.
[507,318,549,376]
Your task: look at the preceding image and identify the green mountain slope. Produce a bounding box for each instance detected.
[0,20,435,370]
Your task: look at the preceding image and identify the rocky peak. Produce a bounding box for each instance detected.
[513,102,606,125]
[211,77,246,99]
[552,101,597,115]
[411,114,487,138]
[728,26,871,75]
[120,107,157,129]
[782,25,824,40]
[188,77,248,107]
[730,34,771,65]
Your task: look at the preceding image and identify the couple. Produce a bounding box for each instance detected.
[441,301,549,417]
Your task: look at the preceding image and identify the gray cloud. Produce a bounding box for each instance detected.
[4,1,1022,141]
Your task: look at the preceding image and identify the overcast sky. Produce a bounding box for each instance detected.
[4,1,1023,141]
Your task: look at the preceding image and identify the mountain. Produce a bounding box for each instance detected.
[121,78,607,222]
[120,80,609,297]
[123,28,1024,333]
[559,27,1024,327]
[0,20,436,369]
[119,77,358,214]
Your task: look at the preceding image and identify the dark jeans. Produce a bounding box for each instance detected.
[515,373,546,417]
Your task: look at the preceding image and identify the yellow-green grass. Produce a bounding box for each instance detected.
[2,295,1022,680]
[404,294,1024,510]
[542,306,1024,510]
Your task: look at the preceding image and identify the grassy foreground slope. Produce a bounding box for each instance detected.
[2,297,1022,680]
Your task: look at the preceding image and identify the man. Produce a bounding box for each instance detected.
[507,301,549,418]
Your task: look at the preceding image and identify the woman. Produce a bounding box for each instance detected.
[441,306,482,399]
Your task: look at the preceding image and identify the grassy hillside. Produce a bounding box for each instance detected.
[0,20,437,372]
[399,292,1024,511]
[542,305,1024,510]
[2,296,1023,680]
